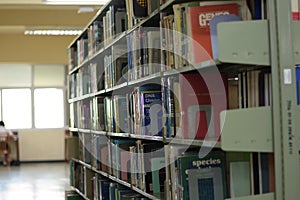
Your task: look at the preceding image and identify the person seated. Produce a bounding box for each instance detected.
[0,121,17,166]
[0,121,17,140]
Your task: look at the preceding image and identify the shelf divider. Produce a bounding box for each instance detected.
[225,193,274,200]
[218,20,270,65]
[220,107,273,152]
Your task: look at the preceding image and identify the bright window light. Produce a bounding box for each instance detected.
[43,0,109,5]
[2,89,32,129]
[34,88,64,128]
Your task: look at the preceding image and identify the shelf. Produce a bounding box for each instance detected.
[91,31,127,62]
[105,82,128,93]
[220,107,273,152]
[78,129,91,134]
[93,89,106,96]
[108,175,131,188]
[218,20,270,65]
[165,138,221,148]
[131,186,161,200]
[68,94,93,103]
[163,60,220,76]
[91,167,109,178]
[127,72,161,86]
[69,128,79,132]
[225,193,274,200]
[90,130,106,136]
[107,132,130,138]
[78,160,92,169]
[71,187,90,200]
[129,134,164,141]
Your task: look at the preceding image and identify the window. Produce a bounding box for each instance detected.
[34,88,64,128]
[2,89,32,129]
[0,64,66,129]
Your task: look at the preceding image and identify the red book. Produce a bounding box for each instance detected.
[187,3,239,63]
[179,72,228,140]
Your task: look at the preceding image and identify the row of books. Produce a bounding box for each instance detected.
[73,133,275,199]
[70,68,274,141]
[161,1,250,70]
[76,134,165,197]
[166,146,275,199]
[127,29,161,81]
[104,44,128,89]
[92,175,149,200]
[125,0,161,29]
[103,5,127,47]
[68,2,127,71]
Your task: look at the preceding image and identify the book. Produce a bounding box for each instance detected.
[151,157,166,194]
[132,0,148,18]
[141,142,165,192]
[186,3,239,64]
[147,31,161,75]
[113,95,130,133]
[133,84,162,135]
[210,14,241,59]
[230,161,251,197]
[115,11,127,35]
[176,150,227,200]
[188,167,224,200]
[99,178,110,200]
[112,44,128,86]
[178,72,228,140]
[140,90,163,136]
[147,0,160,15]
[226,152,251,197]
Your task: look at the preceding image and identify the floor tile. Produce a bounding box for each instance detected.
[0,162,71,200]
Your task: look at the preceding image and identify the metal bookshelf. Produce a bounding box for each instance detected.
[66,0,300,199]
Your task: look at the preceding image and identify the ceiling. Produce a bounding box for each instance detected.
[0,0,101,34]
[0,0,101,64]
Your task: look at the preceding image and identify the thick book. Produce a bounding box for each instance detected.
[147,31,161,75]
[177,150,227,200]
[113,95,130,133]
[226,152,251,197]
[188,167,224,200]
[141,142,165,193]
[140,90,163,136]
[187,3,239,64]
[151,157,166,194]
[98,178,110,200]
[179,72,228,140]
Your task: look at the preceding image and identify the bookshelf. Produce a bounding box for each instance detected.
[66,0,300,199]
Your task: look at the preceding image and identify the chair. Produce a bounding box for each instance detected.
[0,133,10,166]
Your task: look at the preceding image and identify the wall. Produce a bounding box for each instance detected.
[0,34,75,64]
[18,129,65,161]
[0,7,96,161]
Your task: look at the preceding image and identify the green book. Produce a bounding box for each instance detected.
[177,150,226,200]
[226,152,251,197]
[151,157,166,194]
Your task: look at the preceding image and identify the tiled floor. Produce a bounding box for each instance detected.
[0,162,71,200]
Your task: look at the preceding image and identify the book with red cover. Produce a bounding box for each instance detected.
[187,3,239,64]
[179,72,228,140]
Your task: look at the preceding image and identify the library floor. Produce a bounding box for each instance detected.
[0,162,71,200]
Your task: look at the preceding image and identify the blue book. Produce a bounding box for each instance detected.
[140,90,163,136]
[210,14,241,60]
[296,66,300,105]
[99,179,110,200]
